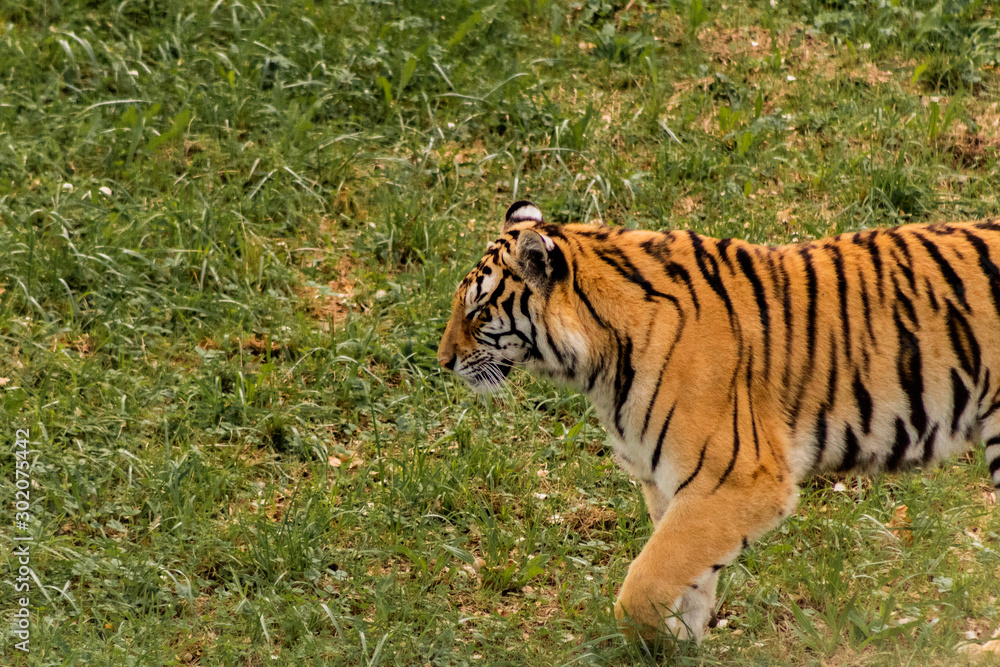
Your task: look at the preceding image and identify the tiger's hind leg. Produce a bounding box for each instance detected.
[977,409,1000,497]
[985,432,1000,494]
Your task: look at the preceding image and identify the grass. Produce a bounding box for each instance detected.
[1,0,1000,664]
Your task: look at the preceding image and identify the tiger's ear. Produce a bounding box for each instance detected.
[515,229,568,289]
[503,200,544,232]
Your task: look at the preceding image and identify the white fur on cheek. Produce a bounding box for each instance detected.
[559,322,588,362]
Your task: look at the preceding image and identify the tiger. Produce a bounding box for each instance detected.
[437,200,1000,641]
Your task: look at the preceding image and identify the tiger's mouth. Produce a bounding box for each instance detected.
[466,359,514,392]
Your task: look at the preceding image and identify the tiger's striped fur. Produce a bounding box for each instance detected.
[437,200,1000,640]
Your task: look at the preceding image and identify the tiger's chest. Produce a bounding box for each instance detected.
[608,432,650,480]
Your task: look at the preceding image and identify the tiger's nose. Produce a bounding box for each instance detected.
[439,352,457,370]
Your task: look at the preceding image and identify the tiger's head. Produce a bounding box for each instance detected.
[437,201,580,393]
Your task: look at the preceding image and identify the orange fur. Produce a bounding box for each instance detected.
[438,201,1000,640]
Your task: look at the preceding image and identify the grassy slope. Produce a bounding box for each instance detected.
[1,0,1000,665]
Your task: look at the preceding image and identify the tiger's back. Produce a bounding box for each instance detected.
[438,201,1000,641]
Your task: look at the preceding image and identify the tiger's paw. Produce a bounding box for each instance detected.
[615,570,713,643]
[614,572,675,641]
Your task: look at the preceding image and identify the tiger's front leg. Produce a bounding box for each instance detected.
[640,480,671,525]
[615,472,796,640]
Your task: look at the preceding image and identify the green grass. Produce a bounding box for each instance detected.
[2,0,1000,665]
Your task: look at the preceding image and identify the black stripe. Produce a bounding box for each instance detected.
[714,401,741,490]
[951,369,971,437]
[929,223,959,236]
[987,435,1000,447]
[586,355,605,392]
[923,276,940,312]
[828,244,853,364]
[960,230,1000,321]
[688,232,737,325]
[651,404,676,472]
[886,230,917,293]
[716,238,735,270]
[593,246,679,305]
[812,410,828,470]
[859,276,876,347]
[893,276,918,325]
[887,418,911,471]
[853,371,873,434]
[674,438,708,494]
[778,256,794,387]
[854,232,885,303]
[825,330,839,407]
[545,330,565,365]
[641,372,665,441]
[945,300,981,378]
[572,262,609,329]
[895,310,927,436]
[613,335,635,437]
[661,262,701,314]
[838,426,860,472]
[913,231,969,310]
[922,424,939,463]
[744,349,760,459]
[788,248,819,428]
[978,369,992,406]
[735,248,771,379]
[989,456,1000,476]
[520,288,544,362]
[639,238,701,315]
[982,400,1000,420]
[801,247,819,363]
[640,310,687,441]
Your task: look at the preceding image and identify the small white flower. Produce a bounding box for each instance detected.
[533,492,548,500]
[374,290,387,299]
[99,186,112,197]
[786,75,796,82]
[447,122,455,129]
[833,482,847,492]
[751,41,759,47]
[549,513,563,524]
[62,183,73,191]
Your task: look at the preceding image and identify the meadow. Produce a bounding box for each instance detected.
[1,0,1000,664]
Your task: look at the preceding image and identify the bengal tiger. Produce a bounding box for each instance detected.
[437,200,1000,641]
